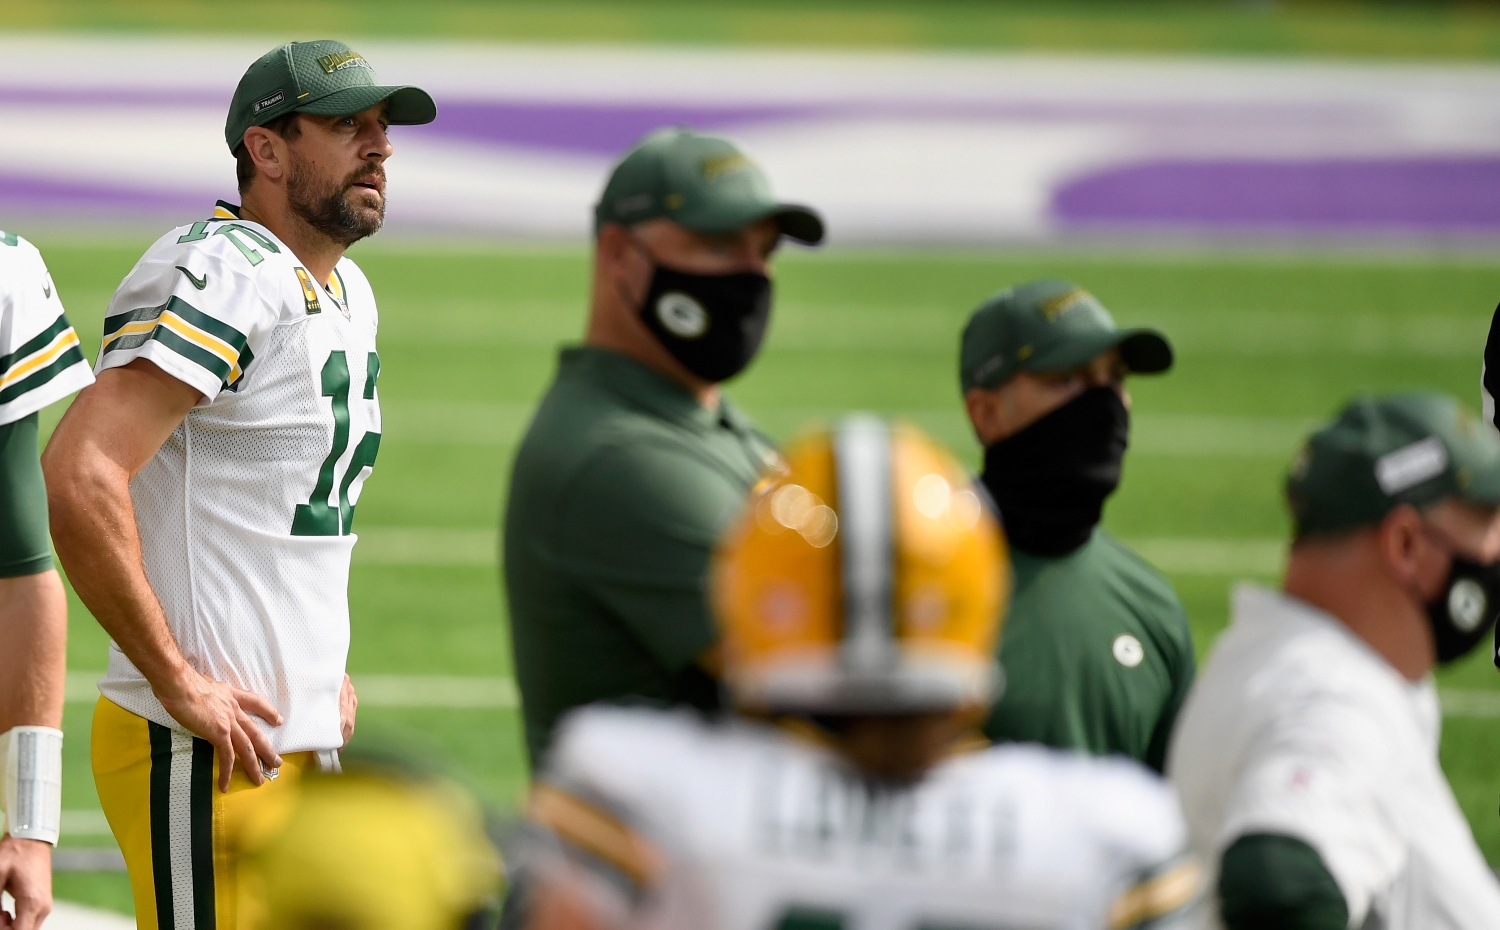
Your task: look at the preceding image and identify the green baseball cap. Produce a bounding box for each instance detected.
[1287,392,1500,537]
[958,279,1173,392]
[225,40,437,153]
[593,128,824,244]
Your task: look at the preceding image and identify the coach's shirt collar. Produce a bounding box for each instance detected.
[558,344,753,434]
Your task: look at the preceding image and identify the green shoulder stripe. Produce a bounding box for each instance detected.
[0,315,72,376]
[0,344,86,406]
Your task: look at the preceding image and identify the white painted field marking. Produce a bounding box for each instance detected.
[1437,690,1500,719]
[66,671,517,709]
[352,526,499,565]
[380,401,1320,458]
[353,674,519,709]
[1128,538,1285,576]
[39,900,134,928]
[351,526,1290,576]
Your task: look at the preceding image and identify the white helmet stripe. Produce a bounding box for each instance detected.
[834,415,896,673]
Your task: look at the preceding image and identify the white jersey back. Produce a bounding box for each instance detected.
[536,706,1203,930]
[1168,583,1500,929]
[0,230,93,425]
[95,202,381,754]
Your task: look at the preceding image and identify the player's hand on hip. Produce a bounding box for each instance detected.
[157,667,283,791]
[0,836,52,930]
[339,673,357,748]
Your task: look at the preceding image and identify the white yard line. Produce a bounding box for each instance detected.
[66,672,518,709]
[348,525,1292,576]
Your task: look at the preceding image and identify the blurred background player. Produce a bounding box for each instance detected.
[1170,393,1500,929]
[41,41,434,927]
[505,128,824,765]
[958,280,1194,772]
[504,417,1202,930]
[0,231,94,929]
[233,752,504,930]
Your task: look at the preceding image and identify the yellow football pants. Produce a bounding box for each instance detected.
[92,697,315,930]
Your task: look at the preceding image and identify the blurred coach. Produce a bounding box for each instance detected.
[1170,393,1500,928]
[958,280,1195,772]
[504,129,824,764]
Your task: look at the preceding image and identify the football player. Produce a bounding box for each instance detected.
[505,417,1204,930]
[42,40,434,927]
[0,231,94,930]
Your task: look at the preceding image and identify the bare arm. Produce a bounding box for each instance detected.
[42,359,283,790]
[0,571,64,930]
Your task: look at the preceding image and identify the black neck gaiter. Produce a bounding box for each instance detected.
[980,386,1130,557]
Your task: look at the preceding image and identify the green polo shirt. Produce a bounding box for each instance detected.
[983,528,1195,772]
[504,346,777,765]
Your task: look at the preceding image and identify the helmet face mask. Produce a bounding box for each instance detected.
[713,416,1010,719]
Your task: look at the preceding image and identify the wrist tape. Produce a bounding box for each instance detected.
[0,726,62,845]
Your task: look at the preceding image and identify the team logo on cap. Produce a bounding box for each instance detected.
[656,292,709,339]
[701,153,753,181]
[1038,288,1091,321]
[317,50,370,74]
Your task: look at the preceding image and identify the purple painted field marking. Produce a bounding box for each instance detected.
[1053,158,1500,230]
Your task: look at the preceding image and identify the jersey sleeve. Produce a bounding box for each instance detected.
[551,439,746,673]
[0,234,94,425]
[1218,833,1349,930]
[1217,698,1404,926]
[0,413,54,578]
[1084,762,1205,930]
[96,229,278,403]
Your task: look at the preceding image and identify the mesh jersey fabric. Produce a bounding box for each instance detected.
[0,230,94,425]
[94,207,381,754]
[537,705,1201,930]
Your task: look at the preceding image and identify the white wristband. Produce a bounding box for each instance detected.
[0,726,63,845]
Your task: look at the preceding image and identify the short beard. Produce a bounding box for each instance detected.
[287,152,386,247]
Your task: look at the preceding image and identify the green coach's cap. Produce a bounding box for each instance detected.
[225,40,437,153]
[1287,392,1500,537]
[593,128,824,244]
[958,279,1173,392]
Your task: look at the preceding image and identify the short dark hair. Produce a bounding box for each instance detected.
[234,112,304,194]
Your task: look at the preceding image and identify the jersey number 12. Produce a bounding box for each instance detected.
[291,350,381,536]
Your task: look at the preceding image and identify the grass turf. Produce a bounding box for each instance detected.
[9,1,1500,60]
[26,233,1500,911]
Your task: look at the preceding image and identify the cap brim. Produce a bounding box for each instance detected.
[295,85,437,125]
[681,200,825,245]
[1026,327,1173,375]
[1118,328,1174,374]
[769,205,825,245]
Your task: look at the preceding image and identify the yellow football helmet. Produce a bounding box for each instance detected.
[233,758,504,930]
[713,415,1009,715]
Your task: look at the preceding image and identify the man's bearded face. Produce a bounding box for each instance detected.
[287,147,386,246]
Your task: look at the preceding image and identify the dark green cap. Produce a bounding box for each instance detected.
[225,40,437,153]
[1287,392,1500,537]
[593,128,824,244]
[958,279,1173,392]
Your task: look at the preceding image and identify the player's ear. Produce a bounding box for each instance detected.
[1378,504,1429,588]
[242,125,287,184]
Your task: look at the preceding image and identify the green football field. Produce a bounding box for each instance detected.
[30,236,1500,911]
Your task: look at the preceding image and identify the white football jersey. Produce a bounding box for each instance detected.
[530,706,1203,930]
[1169,583,1500,929]
[0,230,93,425]
[95,202,381,754]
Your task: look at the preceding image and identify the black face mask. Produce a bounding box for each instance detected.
[1421,554,1500,665]
[979,386,1129,557]
[635,262,773,384]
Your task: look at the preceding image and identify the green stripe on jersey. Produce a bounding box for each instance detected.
[0,314,71,375]
[0,345,87,406]
[151,327,233,386]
